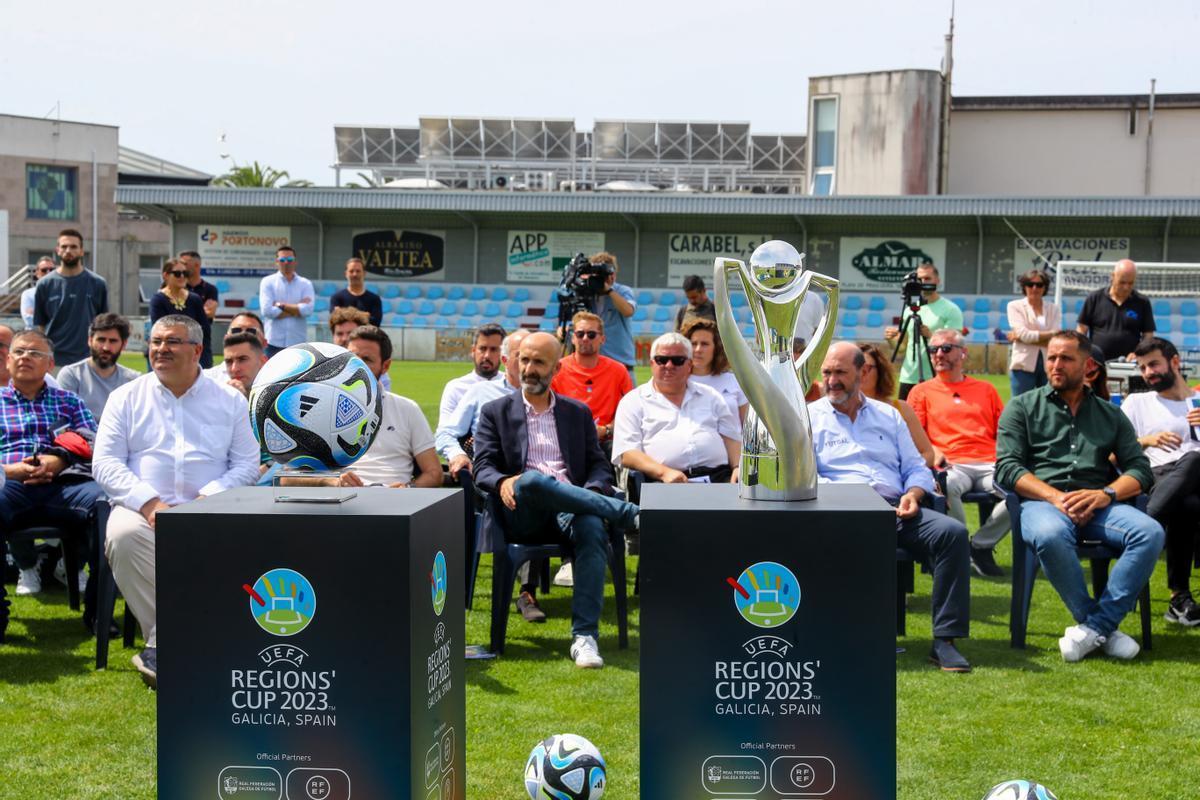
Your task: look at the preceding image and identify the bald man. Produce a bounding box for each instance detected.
[1077,259,1156,361]
[809,341,973,672]
[473,332,639,668]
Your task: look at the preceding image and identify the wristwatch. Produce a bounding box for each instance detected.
[1102,486,1118,504]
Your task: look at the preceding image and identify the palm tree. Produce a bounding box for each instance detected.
[343,171,383,189]
[212,161,313,188]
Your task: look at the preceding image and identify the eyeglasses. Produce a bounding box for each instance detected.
[167,270,188,278]
[150,337,193,348]
[11,348,50,359]
[228,326,260,336]
[277,256,296,264]
[927,344,961,355]
[573,330,599,340]
[1026,282,1047,289]
[652,355,689,367]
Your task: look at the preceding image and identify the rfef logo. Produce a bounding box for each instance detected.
[727,561,800,628]
[430,551,447,617]
[244,568,316,636]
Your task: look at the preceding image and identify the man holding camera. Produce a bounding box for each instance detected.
[586,252,637,385]
[883,261,963,401]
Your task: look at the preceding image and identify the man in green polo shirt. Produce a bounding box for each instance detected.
[996,330,1163,662]
[883,261,963,400]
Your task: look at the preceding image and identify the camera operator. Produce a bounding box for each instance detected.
[883,260,963,401]
[587,252,637,385]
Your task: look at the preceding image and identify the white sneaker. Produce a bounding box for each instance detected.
[570,635,604,669]
[16,568,42,596]
[1059,624,1105,662]
[554,562,574,587]
[53,558,88,592]
[1101,629,1141,660]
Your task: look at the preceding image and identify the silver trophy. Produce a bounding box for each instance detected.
[714,240,839,501]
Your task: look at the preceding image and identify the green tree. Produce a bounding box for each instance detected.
[212,161,313,188]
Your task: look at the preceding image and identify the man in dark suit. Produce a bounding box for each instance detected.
[474,332,639,669]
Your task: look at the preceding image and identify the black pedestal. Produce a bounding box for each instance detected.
[157,487,465,800]
[640,483,895,799]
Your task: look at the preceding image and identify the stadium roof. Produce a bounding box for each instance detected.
[116,186,1200,222]
[118,146,212,185]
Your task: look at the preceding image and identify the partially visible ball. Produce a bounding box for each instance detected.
[982,780,1059,800]
[524,734,606,800]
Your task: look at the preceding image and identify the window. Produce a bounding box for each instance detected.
[26,164,78,220]
[809,97,837,196]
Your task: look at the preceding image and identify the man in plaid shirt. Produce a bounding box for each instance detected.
[1,330,105,616]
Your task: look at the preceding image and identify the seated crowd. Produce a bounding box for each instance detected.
[2,244,1193,693]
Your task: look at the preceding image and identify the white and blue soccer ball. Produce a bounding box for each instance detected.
[248,342,382,471]
[982,780,1059,800]
[524,733,606,800]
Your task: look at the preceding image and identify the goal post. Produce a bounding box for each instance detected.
[1053,260,1200,313]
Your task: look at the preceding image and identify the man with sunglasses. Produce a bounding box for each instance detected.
[612,332,740,485]
[95,315,260,688]
[258,246,314,357]
[552,312,633,454]
[0,329,104,605]
[906,329,1010,577]
[35,229,109,366]
[20,257,56,329]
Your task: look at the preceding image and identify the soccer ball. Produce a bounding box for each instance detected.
[248,342,382,470]
[524,734,606,800]
[982,780,1059,800]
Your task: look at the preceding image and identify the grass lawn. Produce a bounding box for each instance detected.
[2,361,1196,799]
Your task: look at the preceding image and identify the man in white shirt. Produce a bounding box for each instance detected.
[57,313,140,421]
[612,332,740,484]
[337,326,441,489]
[258,246,314,356]
[20,257,55,328]
[204,312,267,384]
[437,329,529,478]
[94,314,260,688]
[1123,336,1200,626]
[810,341,972,672]
[436,323,505,431]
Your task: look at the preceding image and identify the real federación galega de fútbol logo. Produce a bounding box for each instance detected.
[728,561,800,628]
[244,568,316,636]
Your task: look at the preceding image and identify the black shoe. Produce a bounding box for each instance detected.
[516,591,546,623]
[929,639,971,672]
[132,647,157,690]
[82,611,121,639]
[1165,592,1200,627]
[970,546,1004,577]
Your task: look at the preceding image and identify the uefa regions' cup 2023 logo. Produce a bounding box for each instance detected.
[244,568,316,636]
[727,561,800,628]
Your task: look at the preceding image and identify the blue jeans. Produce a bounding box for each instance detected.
[505,471,637,638]
[1020,501,1164,636]
[1009,352,1046,397]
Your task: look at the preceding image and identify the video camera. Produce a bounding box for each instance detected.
[558,253,613,303]
[900,270,937,309]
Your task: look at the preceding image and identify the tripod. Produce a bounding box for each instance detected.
[889,300,933,383]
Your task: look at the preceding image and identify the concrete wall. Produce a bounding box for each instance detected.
[808,70,943,195]
[948,107,1200,195]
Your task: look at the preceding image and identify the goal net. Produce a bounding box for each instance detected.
[1054,261,1200,309]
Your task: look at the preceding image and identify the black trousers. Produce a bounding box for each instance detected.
[1147,451,1200,594]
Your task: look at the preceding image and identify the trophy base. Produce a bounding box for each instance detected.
[272,468,358,503]
[739,454,819,502]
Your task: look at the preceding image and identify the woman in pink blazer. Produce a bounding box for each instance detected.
[1006,269,1061,396]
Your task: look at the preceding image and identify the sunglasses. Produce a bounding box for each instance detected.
[1026,282,1047,289]
[168,270,188,278]
[652,355,689,367]
[573,330,599,340]
[228,326,260,336]
[277,256,296,264]
[927,344,961,355]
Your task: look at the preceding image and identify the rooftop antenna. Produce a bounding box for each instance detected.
[938,1,955,194]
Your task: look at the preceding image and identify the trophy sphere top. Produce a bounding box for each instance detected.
[748,240,805,289]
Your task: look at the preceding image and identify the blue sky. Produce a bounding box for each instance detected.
[5,0,1196,184]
